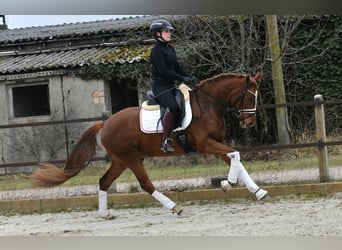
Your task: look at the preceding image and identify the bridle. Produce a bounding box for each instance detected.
[231,80,258,120]
[192,76,258,122]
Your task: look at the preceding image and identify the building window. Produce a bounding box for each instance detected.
[12,84,51,118]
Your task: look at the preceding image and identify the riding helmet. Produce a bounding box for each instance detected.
[150,19,174,33]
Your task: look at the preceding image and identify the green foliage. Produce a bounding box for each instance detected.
[180,15,341,144]
[281,16,342,136]
[173,15,267,78]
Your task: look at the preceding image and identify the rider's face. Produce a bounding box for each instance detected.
[160,30,172,42]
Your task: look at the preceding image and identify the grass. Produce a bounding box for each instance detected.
[0,154,341,191]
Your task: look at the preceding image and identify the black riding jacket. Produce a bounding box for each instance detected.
[150,40,190,84]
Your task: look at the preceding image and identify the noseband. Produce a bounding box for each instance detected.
[234,90,258,118]
[228,78,257,123]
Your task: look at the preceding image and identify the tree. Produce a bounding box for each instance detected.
[265,15,291,145]
[173,15,274,145]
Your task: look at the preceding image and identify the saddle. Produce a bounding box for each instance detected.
[140,84,195,153]
[141,84,190,129]
[140,84,192,134]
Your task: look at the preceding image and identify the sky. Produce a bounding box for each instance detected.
[4,15,137,29]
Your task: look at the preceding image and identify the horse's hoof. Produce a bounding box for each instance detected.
[172,205,184,215]
[99,213,116,220]
[255,188,268,200]
[220,180,232,192]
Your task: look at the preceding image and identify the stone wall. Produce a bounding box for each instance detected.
[0,74,111,174]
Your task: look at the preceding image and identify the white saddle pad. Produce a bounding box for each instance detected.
[139,86,192,134]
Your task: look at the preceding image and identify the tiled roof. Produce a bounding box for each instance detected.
[0,15,184,44]
[0,45,152,74]
[0,15,188,75]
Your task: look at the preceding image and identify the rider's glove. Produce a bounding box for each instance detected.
[183,76,197,86]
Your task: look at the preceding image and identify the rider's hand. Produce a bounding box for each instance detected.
[183,76,197,86]
[182,76,192,84]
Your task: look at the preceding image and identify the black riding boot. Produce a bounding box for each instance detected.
[161,109,175,153]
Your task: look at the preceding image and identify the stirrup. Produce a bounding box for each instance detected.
[161,138,174,153]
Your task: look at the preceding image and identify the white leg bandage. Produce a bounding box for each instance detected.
[152,190,176,210]
[238,165,259,193]
[227,151,241,184]
[227,151,259,193]
[99,190,108,216]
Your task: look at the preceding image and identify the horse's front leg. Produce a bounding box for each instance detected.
[222,151,268,200]
[197,139,268,200]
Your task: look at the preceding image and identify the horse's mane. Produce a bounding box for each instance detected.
[198,73,247,87]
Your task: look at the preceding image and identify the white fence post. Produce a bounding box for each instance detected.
[314,95,329,182]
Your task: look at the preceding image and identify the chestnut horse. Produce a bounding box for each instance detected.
[31,72,267,218]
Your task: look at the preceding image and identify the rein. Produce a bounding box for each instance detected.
[151,86,177,99]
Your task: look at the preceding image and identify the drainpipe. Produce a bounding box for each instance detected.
[60,75,70,157]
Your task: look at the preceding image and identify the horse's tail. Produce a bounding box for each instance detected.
[31,121,104,188]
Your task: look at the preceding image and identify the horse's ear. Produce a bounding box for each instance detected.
[254,72,262,81]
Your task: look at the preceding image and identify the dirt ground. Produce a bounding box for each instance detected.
[1,192,341,236]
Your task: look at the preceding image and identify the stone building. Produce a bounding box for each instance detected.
[0,15,183,173]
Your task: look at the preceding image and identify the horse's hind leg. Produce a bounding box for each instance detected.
[98,161,126,218]
[130,162,184,215]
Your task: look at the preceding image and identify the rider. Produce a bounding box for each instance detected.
[150,19,196,153]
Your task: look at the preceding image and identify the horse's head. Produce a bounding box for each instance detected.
[233,72,261,128]
[195,72,262,128]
